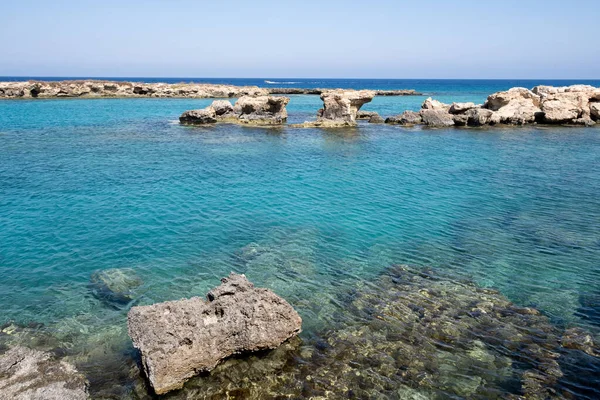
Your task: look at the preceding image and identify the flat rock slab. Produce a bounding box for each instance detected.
[0,346,89,400]
[127,273,302,395]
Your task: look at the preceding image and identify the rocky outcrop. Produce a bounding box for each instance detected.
[266,88,420,96]
[293,90,376,128]
[0,80,269,99]
[386,85,600,129]
[356,111,379,120]
[368,113,385,124]
[180,96,289,126]
[127,273,302,395]
[89,268,143,306]
[385,110,422,125]
[0,346,89,399]
[233,96,289,125]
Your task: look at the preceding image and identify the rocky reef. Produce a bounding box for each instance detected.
[293,89,376,127]
[158,265,599,400]
[127,273,302,395]
[267,88,420,96]
[179,96,289,126]
[0,80,269,99]
[0,345,89,399]
[386,85,600,128]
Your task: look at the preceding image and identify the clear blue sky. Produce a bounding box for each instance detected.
[1,0,598,79]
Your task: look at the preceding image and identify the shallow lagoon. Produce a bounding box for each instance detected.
[1,94,599,397]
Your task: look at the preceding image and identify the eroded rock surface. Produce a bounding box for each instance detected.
[0,346,89,400]
[127,273,302,394]
[385,110,423,125]
[180,96,289,126]
[295,90,376,127]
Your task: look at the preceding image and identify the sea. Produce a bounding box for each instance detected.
[1,78,599,398]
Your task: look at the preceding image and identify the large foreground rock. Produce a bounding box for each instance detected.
[0,346,89,399]
[127,273,302,395]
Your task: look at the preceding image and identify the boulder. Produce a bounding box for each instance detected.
[483,88,542,125]
[422,97,450,111]
[127,273,302,395]
[0,346,89,399]
[419,109,455,127]
[356,111,379,120]
[466,108,499,127]
[233,96,289,125]
[591,103,600,121]
[368,113,385,124]
[89,268,143,306]
[179,107,218,125]
[452,113,468,127]
[532,85,600,124]
[210,100,235,118]
[449,102,478,114]
[317,90,376,125]
[385,110,422,125]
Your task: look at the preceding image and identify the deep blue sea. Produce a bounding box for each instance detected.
[1,78,599,398]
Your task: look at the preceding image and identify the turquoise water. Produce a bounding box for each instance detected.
[1,85,600,397]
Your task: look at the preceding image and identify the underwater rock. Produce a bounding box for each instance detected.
[561,327,598,356]
[127,273,302,395]
[89,268,142,306]
[0,346,89,399]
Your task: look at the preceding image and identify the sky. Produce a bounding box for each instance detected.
[0,0,598,79]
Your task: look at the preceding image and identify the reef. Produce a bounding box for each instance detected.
[386,85,600,128]
[0,345,89,399]
[158,265,600,400]
[179,96,289,126]
[127,273,302,395]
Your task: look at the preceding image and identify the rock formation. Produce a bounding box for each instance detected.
[267,88,420,96]
[356,110,379,120]
[179,96,290,126]
[293,90,376,127]
[127,273,302,395]
[0,80,269,99]
[0,346,89,399]
[386,85,600,128]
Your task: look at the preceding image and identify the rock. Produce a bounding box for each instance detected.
[356,111,379,120]
[419,109,455,127]
[483,88,542,125]
[452,113,469,126]
[179,108,218,125]
[571,118,596,126]
[466,108,499,126]
[210,100,235,117]
[533,85,600,124]
[233,96,289,125]
[385,110,423,125]
[449,102,478,114]
[316,90,376,126]
[0,346,89,399]
[591,103,600,121]
[368,113,385,124]
[89,268,143,306]
[422,97,450,112]
[127,273,302,395]
[561,328,597,356]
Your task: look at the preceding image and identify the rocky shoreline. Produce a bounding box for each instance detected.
[0,80,420,99]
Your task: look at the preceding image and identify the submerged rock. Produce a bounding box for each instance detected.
[0,346,89,399]
[127,273,302,395]
[89,268,142,306]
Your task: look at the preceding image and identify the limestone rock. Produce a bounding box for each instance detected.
[561,328,597,356]
[368,113,385,124]
[452,113,468,126]
[233,96,289,125]
[179,108,218,125]
[127,273,302,395]
[483,88,542,125]
[316,90,376,125]
[419,109,455,127]
[591,103,600,121]
[89,268,143,306]
[356,111,379,120]
[422,97,450,112]
[210,100,235,118]
[385,110,423,125]
[449,102,478,114]
[0,346,89,399]
[466,108,499,126]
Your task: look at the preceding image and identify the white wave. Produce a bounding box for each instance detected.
[264,80,300,84]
